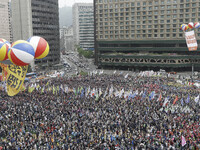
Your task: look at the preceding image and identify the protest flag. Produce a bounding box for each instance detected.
[173,96,178,105]
[181,136,186,146]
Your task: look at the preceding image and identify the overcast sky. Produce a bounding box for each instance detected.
[59,0,93,7]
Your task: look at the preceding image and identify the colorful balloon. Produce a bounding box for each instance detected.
[181,24,188,31]
[194,22,200,28]
[0,43,9,61]
[0,38,11,47]
[8,40,35,66]
[27,36,49,59]
[188,22,194,29]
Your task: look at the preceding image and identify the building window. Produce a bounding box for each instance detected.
[192,3,196,7]
[185,14,189,17]
[167,5,171,9]
[180,4,184,8]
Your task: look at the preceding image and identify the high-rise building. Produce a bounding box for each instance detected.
[11,0,60,67]
[0,0,12,42]
[60,25,74,52]
[94,0,200,71]
[73,3,94,50]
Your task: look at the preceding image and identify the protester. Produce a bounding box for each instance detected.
[0,74,200,149]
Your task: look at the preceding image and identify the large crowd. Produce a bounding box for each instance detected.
[0,74,200,149]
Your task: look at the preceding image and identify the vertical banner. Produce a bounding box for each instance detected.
[184,30,198,51]
[6,65,28,96]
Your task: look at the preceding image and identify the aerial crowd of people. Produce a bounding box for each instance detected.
[0,73,200,149]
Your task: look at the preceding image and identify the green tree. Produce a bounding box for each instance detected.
[77,46,94,58]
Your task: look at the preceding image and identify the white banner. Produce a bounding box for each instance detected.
[185,30,198,51]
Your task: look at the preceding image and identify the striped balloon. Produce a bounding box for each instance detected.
[181,24,188,31]
[0,38,11,47]
[0,42,9,61]
[194,22,200,28]
[8,40,35,66]
[188,22,194,29]
[27,36,49,59]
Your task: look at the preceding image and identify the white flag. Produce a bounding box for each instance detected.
[124,73,129,78]
[163,97,169,107]
[194,95,199,103]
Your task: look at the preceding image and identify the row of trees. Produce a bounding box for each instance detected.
[77,46,94,58]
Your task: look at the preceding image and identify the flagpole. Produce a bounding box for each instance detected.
[192,63,194,82]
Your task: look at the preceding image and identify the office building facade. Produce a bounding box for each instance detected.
[73,3,94,50]
[0,0,12,42]
[94,0,200,71]
[12,0,60,67]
